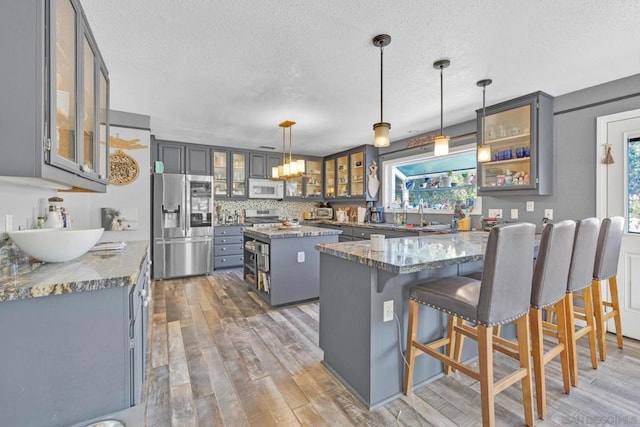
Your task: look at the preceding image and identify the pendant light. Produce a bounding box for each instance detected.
[477,79,493,163]
[271,120,304,180]
[433,59,450,156]
[372,34,391,148]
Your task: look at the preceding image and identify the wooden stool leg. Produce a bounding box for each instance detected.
[516,314,535,427]
[445,314,456,375]
[582,285,599,369]
[403,300,419,395]
[591,279,607,361]
[609,276,624,349]
[452,317,465,366]
[529,308,545,419]
[555,298,571,395]
[478,325,495,427]
[565,293,579,386]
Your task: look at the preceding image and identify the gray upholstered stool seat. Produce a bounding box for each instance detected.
[403,222,536,427]
[410,276,481,323]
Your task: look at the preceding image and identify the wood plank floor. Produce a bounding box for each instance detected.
[143,270,640,426]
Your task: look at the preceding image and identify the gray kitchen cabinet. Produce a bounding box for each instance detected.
[0,0,109,192]
[476,91,554,196]
[154,138,211,175]
[0,251,150,427]
[250,152,286,179]
[213,225,245,269]
[324,145,378,201]
[212,149,248,199]
[284,156,324,199]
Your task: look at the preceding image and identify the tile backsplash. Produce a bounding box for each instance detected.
[216,200,320,222]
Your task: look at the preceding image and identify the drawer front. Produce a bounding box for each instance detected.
[214,244,243,256]
[214,255,243,269]
[214,235,243,245]
[214,226,244,236]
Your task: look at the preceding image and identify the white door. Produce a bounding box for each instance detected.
[596,109,640,340]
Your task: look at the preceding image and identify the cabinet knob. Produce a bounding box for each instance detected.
[221,248,226,251]
[221,258,226,262]
[221,239,226,242]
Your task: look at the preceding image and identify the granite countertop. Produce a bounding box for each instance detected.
[0,240,149,303]
[244,225,343,240]
[305,219,456,233]
[315,231,488,274]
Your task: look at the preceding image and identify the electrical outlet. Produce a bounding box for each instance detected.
[297,251,305,263]
[511,209,519,220]
[383,300,394,322]
[544,209,553,220]
[526,201,535,212]
[488,209,502,219]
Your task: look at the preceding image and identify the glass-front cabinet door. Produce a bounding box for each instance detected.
[476,91,553,196]
[336,154,349,198]
[212,150,228,197]
[231,152,247,197]
[350,151,365,197]
[305,159,323,198]
[49,0,109,183]
[324,158,336,199]
[52,0,77,170]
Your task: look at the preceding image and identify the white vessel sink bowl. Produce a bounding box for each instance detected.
[8,228,104,263]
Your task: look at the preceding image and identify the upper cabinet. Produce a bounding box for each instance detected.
[476,91,554,196]
[283,157,323,199]
[212,149,248,199]
[249,152,282,179]
[0,0,110,191]
[155,139,210,175]
[324,145,378,201]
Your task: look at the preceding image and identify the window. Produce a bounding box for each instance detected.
[382,143,480,214]
[628,137,640,233]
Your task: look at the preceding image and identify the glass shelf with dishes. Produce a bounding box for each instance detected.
[477,91,553,195]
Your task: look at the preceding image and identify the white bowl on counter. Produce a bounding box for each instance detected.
[8,228,104,263]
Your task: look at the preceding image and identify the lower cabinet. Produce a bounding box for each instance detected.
[0,254,150,427]
[213,226,244,269]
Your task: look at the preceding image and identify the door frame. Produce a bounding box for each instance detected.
[595,108,640,218]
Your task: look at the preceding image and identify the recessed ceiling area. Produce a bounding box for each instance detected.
[81,0,640,156]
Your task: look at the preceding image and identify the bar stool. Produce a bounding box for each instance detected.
[445,221,577,420]
[591,216,625,361]
[564,217,600,386]
[527,220,575,419]
[403,223,536,427]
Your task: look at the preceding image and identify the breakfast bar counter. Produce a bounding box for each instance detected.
[314,232,488,409]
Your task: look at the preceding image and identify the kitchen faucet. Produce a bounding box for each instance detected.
[418,199,424,226]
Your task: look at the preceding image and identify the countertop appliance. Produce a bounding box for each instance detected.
[248,179,284,199]
[153,173,214,279]
[369,206,385,223]
[315,207,333,219]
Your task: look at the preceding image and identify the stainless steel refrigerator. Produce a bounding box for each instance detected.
[153,173,214,279]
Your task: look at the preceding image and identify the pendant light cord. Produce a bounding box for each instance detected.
[439,65,444,135]
[282,126,286,166]
[380,45,384,123]
[288,126,293,165]
[482,84,486,145]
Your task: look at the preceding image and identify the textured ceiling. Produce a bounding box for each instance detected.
[81,0,640,156]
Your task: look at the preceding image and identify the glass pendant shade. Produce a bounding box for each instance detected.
[271,166,279,179]
[434,135,449,156]
[477,144,491,162]
[373,123,390,147]
[296,159,305,173]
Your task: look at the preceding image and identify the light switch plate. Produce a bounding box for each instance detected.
[526,201,534,212]
[297,251,305,263]
[488,209,502,219]
[511,209,519,220]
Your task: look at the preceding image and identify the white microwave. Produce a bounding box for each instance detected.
[248,179,284,199]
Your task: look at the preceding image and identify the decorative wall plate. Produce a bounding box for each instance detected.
[109,150,139,185]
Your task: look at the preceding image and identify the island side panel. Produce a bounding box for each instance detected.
[0,287,129,427]
[268,234,338,306]
[319,253,373,404]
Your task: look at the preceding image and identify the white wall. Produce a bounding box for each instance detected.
[64,126,151,243]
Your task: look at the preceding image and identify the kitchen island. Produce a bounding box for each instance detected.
[0,241,150,427]
[243,225,341,306]
[315,232,487,409]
